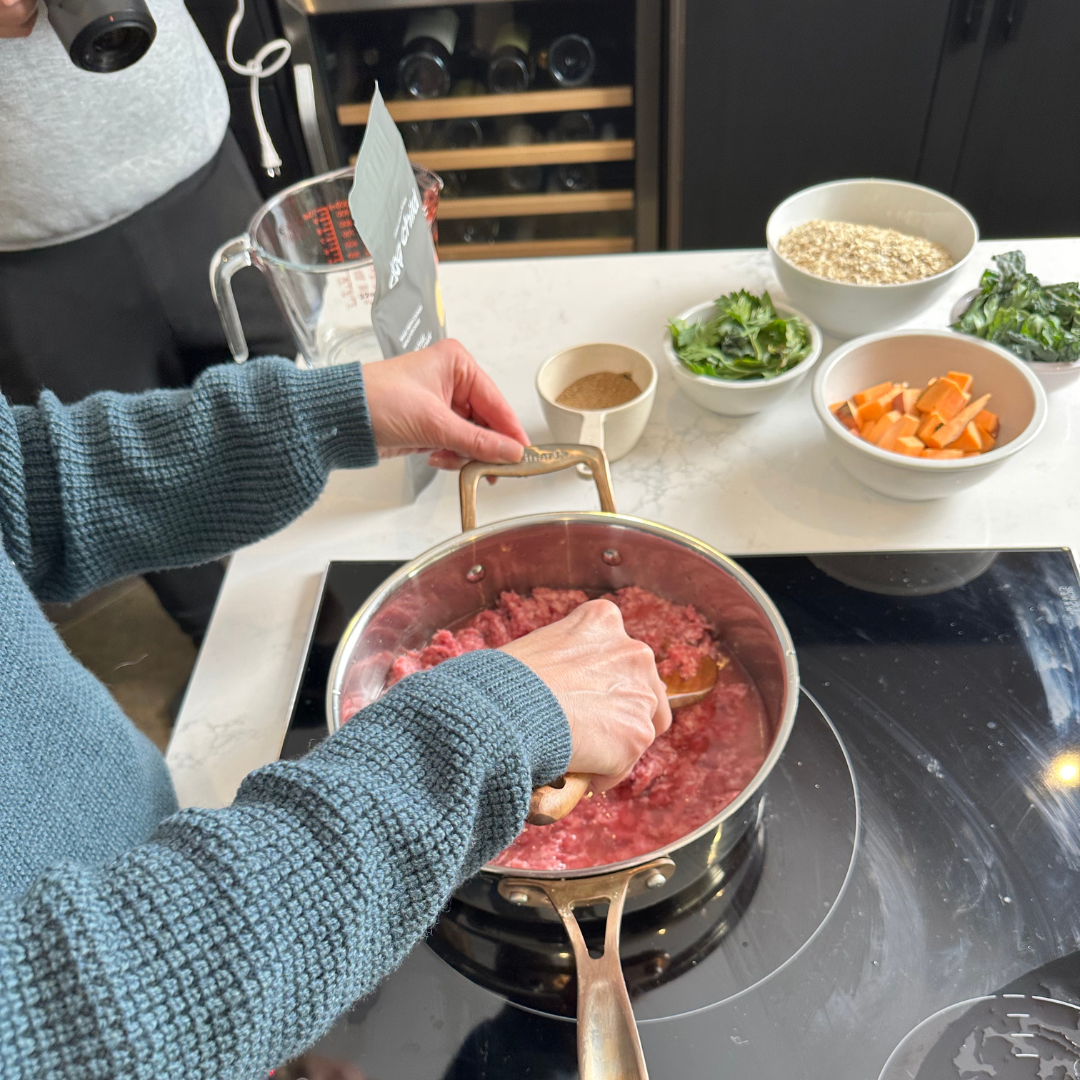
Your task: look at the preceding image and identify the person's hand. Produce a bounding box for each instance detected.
[0,0,38,37]
[280,1054,367,1080]
[500,599,672,791]
[361,339,528,469]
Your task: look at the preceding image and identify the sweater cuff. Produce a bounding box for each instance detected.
[285,361,380,474]
[434,650,572,786]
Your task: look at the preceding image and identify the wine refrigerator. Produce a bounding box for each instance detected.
[275,0,662,261]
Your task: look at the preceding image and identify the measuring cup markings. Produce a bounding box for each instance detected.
[212,165,440,366]
[301,200,364,266]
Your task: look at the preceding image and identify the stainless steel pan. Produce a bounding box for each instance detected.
[327,445,799,1080]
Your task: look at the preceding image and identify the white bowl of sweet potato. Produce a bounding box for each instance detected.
[811,329,1047,501]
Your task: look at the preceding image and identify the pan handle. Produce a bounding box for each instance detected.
[459,444,616,532]
[499,858,675,1080]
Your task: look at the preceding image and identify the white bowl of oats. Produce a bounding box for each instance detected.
[767,179,978,339]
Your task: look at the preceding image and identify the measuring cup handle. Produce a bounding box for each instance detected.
[576,412,606,480]
[459,444,616,532]
[210,236,254,363]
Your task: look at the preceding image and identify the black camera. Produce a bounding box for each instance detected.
[45,0,157,73]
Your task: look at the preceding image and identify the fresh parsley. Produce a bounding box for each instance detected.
[668,291,812,381]
[953,250,1080,364]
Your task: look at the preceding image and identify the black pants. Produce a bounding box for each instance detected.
[0,131,294,640]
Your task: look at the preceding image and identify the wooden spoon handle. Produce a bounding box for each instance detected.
[528,773,591,826]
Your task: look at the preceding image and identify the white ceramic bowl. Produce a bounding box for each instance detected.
[767,179,979,339]
[662,299,823,417]
[950,288,1080,391]
[536,343,657,461]
[811,329,1047,501]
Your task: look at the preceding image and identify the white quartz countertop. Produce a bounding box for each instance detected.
[167,238,1080,811]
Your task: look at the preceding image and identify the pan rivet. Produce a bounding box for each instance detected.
[466,564,486,583]
[645,871,667,890]
[602,549,622,566]
[507,890,530,906]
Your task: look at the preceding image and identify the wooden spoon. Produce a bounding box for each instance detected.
[527,656,719,826]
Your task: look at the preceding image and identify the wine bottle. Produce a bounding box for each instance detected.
[399,120,436,152]
[398,8,459,99]
[545,33,596,88]
[439,171,467,199]
[460,219,501,244]
[487,22,531,94]
[442,117,483,149]
[549,163,599,192]
[497,117,543,193]
[548,110,595,143]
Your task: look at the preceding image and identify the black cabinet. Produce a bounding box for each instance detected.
[945,0,1080,238]
[676,0,954,250]
[673,0,1080,248]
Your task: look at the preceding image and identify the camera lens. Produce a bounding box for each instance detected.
[48,0,158,73]
[79,22,153,72]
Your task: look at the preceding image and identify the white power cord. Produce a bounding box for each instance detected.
[225,0,292,176]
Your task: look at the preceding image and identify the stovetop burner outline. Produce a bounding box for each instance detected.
[637,685,861,1024]
[879,992,1080,1078]
[425,686,862,1026]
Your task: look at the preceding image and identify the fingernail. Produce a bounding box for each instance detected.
[498,439,524,464]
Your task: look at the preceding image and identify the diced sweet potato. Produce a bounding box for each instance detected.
[980,433,996,453]
[865,409,902,444]
[975,409,1000,438]
[921,448,964,459]
[853,381,895,406]
[891,387,920,415]
[917,411,946,441]
[946,371,974,394]
[924,393,993,449]
[915,377,967,420]
[832,401,859,432]
[855,391,897,427]
[951,422,985,453]
[895,436,925,457]
[878,413,920,451]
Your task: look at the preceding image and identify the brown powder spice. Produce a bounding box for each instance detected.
[777,219,954,285]
[556,371,642,410]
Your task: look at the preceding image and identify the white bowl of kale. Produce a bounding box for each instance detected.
[952,250,1080,389]
[663,291,823,416]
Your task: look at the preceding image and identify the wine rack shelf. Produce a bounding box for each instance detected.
[348,139,634,170]
[413,138,633,170]
[438,189,634,218]
[337,85,634,126]
[439,236,634,261]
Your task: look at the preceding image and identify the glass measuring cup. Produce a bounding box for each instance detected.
[211,165,441,367]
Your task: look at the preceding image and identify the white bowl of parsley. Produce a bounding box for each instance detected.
[663,291,824,416]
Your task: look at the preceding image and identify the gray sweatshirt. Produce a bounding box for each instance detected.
[0,0,230,251]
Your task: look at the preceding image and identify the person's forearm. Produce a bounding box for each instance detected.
[0,358,378,603]
[0,651,570,1080]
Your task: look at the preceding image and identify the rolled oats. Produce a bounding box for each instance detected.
[777,220,954,285]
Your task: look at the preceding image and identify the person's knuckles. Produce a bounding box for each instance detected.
[581,598,623,635]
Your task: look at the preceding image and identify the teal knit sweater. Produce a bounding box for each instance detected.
[0,358,571,1078]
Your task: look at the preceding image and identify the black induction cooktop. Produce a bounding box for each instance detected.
[275,549,1080,1080]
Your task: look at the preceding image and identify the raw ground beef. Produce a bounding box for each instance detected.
[376,586,769,871]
